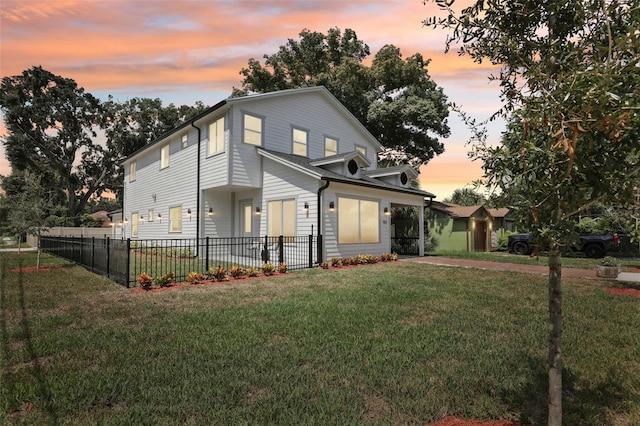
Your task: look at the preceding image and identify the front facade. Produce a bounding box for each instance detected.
[121,87,434,261]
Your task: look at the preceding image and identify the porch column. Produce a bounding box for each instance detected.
[418,204,425,256]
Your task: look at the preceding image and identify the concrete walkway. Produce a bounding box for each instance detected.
[403,256,640,283]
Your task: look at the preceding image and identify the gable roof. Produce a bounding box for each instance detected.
[487,208,511,218]
[227,86,382,151]
[257,148,435,199]
[121,86,382,165]
[428,201,490,218]
[364,164,419,180]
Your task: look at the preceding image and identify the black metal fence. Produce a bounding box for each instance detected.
[40,235,320,287]
[391,237,420,255]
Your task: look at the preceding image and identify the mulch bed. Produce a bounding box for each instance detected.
[604,287,640,297]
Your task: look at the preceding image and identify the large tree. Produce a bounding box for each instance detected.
[443,188,487,206]
[426,0,639,424]
[0,66,105,223]
[235,28,451,168]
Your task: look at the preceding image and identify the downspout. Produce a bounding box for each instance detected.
[317,178,330,263]
[192,121,201,257]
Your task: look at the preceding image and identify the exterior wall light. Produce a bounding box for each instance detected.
[187,208,192,221]
[255,207,261,215]
[157,213,162,223]
[384,207,390,215]
[208,207,213,216]
[303,202,309,211]
[329,201,335,211]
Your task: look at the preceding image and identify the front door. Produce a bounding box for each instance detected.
[474,221,487,251]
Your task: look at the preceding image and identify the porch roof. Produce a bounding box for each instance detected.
[257,148,436,199]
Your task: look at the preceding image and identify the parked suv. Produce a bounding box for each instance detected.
[508,233,620,258]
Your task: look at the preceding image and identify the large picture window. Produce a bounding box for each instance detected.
[208,116,225,155]
[243,113,262,146]
[338,197,379,244]
[267,199,295,236]
[169,206,182,233]
[292,128,308,156]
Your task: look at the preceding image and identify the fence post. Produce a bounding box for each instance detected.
[262,235,269,263]
[278,235,284,264]
[308,234,313,268]
[126,238,131,288]
[205,237,210,272]
[91,237,95,272]
[317,234,323,264]
[106,237,111,278]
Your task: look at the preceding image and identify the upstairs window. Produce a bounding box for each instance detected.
[181,134,188,149]
[208,116,225,156]
[292,128,308,156]
[129,161,136,182]
[355,146,367,157]
[325,137,337,157]
[243,113,262,146]
[160,144,170,169]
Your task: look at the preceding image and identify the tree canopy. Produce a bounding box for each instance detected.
[235,27,451,168]
[0,66,207,224]
[426,0,639,423]
[443,188,487,206]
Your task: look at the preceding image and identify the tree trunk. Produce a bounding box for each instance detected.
[548,244,562,425]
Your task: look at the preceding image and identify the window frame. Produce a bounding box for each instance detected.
[337,195,380,244]
[324,136,338,157]
[169,206,182,233]
[131,212,139,238]
[160,144,170,169]
[243,112,263,146]
[208,116,226,156]
[129,161,136,182]
[292,127,308,157]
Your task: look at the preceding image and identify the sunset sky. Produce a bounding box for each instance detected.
[0,0,505,200]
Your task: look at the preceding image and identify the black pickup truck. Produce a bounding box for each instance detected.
[508,233,620,258]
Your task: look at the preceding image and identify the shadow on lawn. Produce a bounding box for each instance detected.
[0,256,58,424]
[501,354,630,425]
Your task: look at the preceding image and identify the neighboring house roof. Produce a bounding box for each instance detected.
[121,86,382,165]
[257,148,435,199]
[90,210,113,228]
[487,208,511,219]
[428,201,490,218]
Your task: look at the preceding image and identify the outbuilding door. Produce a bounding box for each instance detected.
[474,221,487,251]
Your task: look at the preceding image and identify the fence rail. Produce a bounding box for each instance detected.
[40,235,319,287]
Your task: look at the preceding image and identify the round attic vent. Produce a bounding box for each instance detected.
[348,159,359,175]
[400,172,408,185]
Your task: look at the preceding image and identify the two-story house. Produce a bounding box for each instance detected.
[121,86,434,263]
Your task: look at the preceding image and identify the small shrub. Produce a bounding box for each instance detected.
[155,272,175,288]
[598,256,620,267]
[262,262,276,275]
[187,271,205,284]
[380,253,391,262]
[229,265,246,279]
[208,266,228,281]
[320,261,329,269]
[246,267,259,277]
[278,262,288,274]
[330,257,342,267]
[390,253,398,261]
[136,272,153,290]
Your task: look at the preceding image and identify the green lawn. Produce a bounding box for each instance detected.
[1,251,639,425]
[428,249,640,271]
